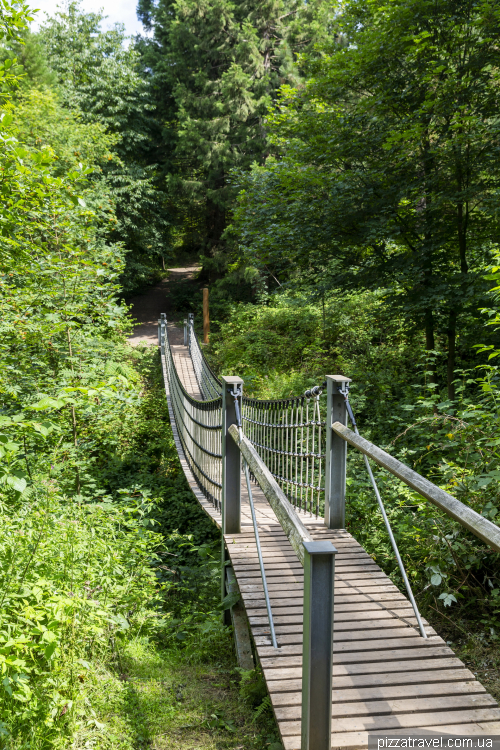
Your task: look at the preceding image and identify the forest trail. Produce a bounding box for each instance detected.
[127,265,200,346]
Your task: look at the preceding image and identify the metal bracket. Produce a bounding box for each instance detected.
[337,380,350,397]
[337,385,357,427]
[304,383,325,399]
[229,384,243,427]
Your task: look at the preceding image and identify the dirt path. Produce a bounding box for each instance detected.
[127,265,200,347]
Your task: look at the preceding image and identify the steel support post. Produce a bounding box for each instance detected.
[221,375,243,534]
[158,319,161,347]
[188,313,194,352]
[160,314,166,356]
[221,375,243,621]
[301,540,337,750]
[183,319,188,346]
[324,374,351,529]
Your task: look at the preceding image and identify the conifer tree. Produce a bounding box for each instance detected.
[136,0,335,257]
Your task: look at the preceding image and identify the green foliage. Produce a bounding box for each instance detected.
[0,19,231,743]
[136,0,337,257]
[208,288,420,406]
[36,1,170,293]
[230,0,500,399]
[0,488,160,742]
[345,371,500,638]
[0,30,56,90]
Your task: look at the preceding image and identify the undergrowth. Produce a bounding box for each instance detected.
[0,339,281,749]
[206,288,500,696]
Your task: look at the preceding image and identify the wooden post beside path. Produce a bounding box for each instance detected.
[203,287,209,344]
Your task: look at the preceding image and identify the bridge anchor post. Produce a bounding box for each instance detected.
[160,314,166,356]
[301,539,337,750]
[221,375,243,623]
[187,313,194,354]
[324,374,351,529]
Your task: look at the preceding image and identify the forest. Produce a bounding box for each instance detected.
[0,0,500,746]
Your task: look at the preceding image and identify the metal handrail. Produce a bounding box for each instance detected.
[187,315,221,400]
[162,318,223,509]
[229,423,314,564]
[185,314,328,517]
[230,385,280,649]
[332,421,500,553]
[228,422,337,750]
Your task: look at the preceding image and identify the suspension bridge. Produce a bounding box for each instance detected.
[158,313,500,750]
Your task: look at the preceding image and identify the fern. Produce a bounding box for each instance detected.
[252,696,272,723]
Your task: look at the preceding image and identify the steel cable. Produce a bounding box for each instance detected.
[337,386,428,639]
[231,385,279,650]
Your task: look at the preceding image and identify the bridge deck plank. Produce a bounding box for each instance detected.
[223,481,500,749]
[161,338,500,749]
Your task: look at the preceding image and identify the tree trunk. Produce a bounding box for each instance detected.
[447,309,457,401]
[205,192,226,256]
[425,307,435,351]
[425,307,439,411]
[457,203,468,274]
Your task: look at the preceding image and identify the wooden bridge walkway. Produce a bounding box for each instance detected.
[162,324,500,750]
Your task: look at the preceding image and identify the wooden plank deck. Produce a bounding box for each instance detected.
[161,329,500,749]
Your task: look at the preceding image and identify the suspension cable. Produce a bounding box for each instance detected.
[231,384,279,650]
[338,385,428,640]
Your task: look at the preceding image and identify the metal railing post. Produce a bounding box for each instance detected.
[324,375,351,529]
[221,375,243,620]
[183,318,187,346]
[158,319,161,346]
[188,313,194,352]
[160,313,166,356]
[301,540,337,750]
[221,376,243,534]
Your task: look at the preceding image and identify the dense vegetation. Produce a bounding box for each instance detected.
[208,0,500,658]
[0,2,281,747]
[2,0,500,744]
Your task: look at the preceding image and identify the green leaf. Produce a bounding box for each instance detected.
[438,593,457,607]
[44,642,57,660]
[5,475,27,493]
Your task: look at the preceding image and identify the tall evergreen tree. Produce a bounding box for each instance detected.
[37,2,170,291]
[136,0,335,258]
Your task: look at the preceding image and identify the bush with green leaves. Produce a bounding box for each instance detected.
[0,13,214,745]
[207,286,500,638]
[0,488,161,744]
[207,288,419,408]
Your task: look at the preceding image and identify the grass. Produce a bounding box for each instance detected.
[73,345,283,750]
[77,636,282,750]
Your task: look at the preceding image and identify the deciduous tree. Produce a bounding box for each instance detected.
[232,0,500,399]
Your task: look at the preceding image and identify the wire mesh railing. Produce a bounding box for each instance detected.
[162,318,223,510]
[242,387,326,517]
[180,315,327,518]
[187,314,222,400]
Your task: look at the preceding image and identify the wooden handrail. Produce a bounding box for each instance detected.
[332,421,500,553]
[228,423,313,564]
